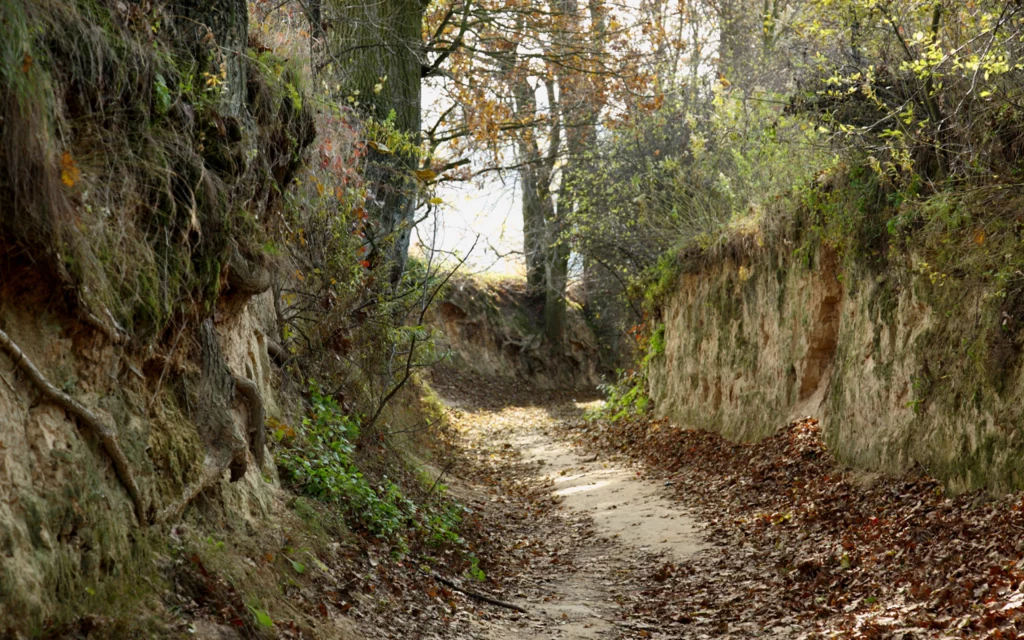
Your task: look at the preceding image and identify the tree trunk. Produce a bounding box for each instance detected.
[509,70,556,298]
[543,228,569,343]
[543,0,602,345]
[521,166,549,296]
[171,0,248,118]
[328,0,426,280]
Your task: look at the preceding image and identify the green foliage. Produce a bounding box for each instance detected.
[595,369,650,421]
[792,0,1024,184]
[569,83,825,323]
[248,605,274,629]
[276,380,477,560]
[276,381,415,542]
[466,555,486,582]
[633,254,685,314]
[647,323,666,359]
[153,74,171,116]
[424,501,468,547]
[364,109,424,161]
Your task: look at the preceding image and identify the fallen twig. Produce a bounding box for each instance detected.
[429,571,528,613]
[0,327,148,525]
[426,454,457,496]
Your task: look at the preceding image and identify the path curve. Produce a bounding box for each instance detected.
[438,381,707,640]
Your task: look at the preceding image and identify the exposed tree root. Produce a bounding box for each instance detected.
[157,319,248,523]
[78,307,126,345]
[266,338,289,367]
[225,244,272,295]
[155,450,235,524]
[232,374,265,467]
[0,327,148,525]
[220,244,273,317]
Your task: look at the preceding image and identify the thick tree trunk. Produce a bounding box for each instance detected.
[171,0,248,118]
[329,0,426,280]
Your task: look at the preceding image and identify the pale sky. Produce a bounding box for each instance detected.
[413,175,526,276]
[416,79,529,277]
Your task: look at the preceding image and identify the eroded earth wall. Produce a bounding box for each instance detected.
[428,277,601,389]
[648,246,1024,493]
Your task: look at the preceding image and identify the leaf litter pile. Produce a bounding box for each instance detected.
[565,414,1024,638]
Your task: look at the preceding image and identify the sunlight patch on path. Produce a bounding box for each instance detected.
[514,430,707,559]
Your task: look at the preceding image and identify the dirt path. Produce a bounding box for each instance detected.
[514,427,706,559]
[433,375,707,640]
[411,373,1024,640]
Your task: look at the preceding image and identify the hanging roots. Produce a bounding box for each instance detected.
[0,327,148,525]
[156,319,252,523]
[232,374,265,467]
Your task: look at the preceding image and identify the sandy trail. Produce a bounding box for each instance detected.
[515,429,705,559]
[438,384,706,640]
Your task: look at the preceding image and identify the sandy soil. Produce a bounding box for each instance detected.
[435,380,707,640]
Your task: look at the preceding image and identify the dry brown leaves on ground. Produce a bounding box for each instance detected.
[565,414,1024,639]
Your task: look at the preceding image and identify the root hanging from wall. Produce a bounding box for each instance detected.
[156,319,250,524]
[0,327,148,525]
[232,373,265,467]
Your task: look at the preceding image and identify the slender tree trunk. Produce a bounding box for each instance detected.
[509,68,556,298]
[542,0,607,345]
[520,166,548,296]
[543,224,569,342]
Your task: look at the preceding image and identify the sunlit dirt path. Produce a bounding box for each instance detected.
[429,372,707,640]
[419,369,1024,640]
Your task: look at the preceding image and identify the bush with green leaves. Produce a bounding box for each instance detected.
[275,381,414,542]
[594,369,649,421]
[275,380,477,563]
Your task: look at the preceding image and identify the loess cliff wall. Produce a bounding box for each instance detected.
[649,241,1024,494]
[428,277,602,389]
[0,269,283,626]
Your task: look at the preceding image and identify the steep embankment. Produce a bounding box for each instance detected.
[0,2,464,635]
[648,185,1024,494]
[429,276,602,388]
[0,273,284,626]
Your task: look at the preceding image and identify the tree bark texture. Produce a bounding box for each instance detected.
[170,0,249,118]
[328,0,427,279]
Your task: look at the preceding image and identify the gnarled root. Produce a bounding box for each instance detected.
[226,244,271,295]
[155,450,234,524]
[266,338,289,367]
[156,319,248,523]
[220,244,272,318]
[232,374,265,467]
[0,327,148,525]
